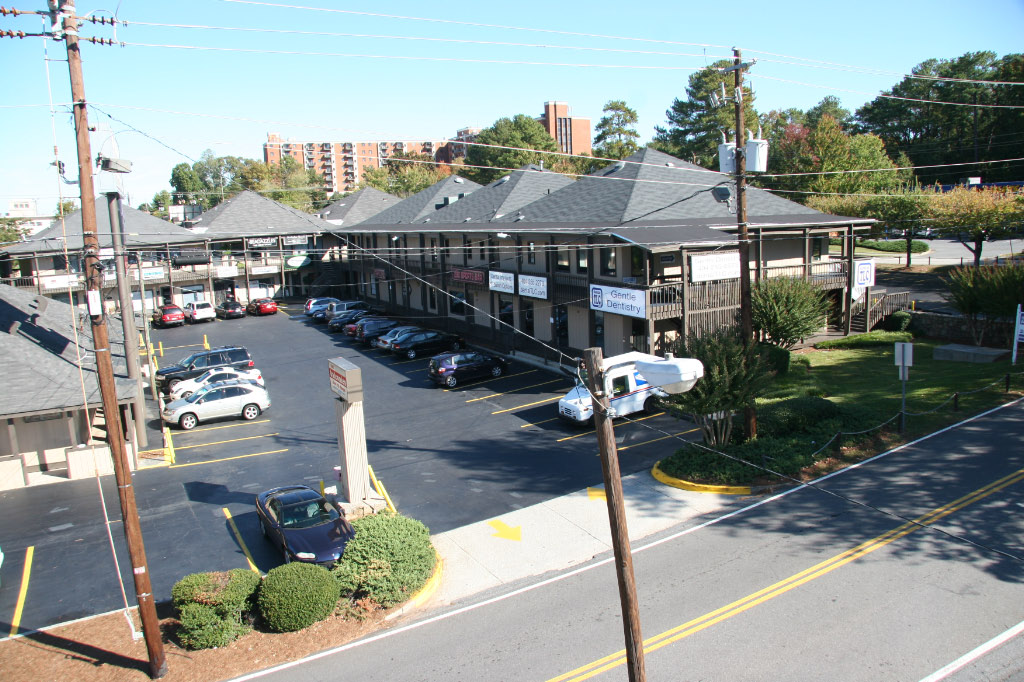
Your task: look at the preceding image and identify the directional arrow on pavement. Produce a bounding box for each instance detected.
[488,519,521,541]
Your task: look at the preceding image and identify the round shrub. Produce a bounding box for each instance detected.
[172,569,260,622]
[257,562,339,633]
[758,343,791,375]
[883,310,912,332]
[177,603,248,650]
[332,512,435,608]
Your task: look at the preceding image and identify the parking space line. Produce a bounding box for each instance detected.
[616,428,698,452]
[169,448,288,469]
[160,343,204,351]
[173,433,280,452]
[465,378,564,403]
[556,412,666,442]
[171,419,271,435]
[9,546,34,637]
[492,395,563,414]
[222,508,260,574]
[443,369,539,391]
[520,416,561,428]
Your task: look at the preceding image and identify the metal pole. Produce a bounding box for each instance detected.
[60,3,167,677]
[733,47,757,439]
[583,347,646,682]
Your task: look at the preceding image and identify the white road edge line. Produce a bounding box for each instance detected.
[918,617,1024,682]
[226,397,1024,682]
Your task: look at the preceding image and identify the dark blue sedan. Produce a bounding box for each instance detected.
[255,485,355,566]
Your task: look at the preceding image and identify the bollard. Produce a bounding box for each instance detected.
[834,432,843,456]
[320,479,325,496]
[911,300,915,311]
[1007,373,1011,393]
[953,392,959,412]
[203,334,210,350]
[158,341,164,357]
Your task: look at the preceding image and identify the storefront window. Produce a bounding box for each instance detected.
[600,248,617,277]
[498,296,514,327]
[527,242,536,265]
[556,247,570,272]
[594,311,605,348]
[450,290,466,315]
[577,247,589,273]
[521,300,534,337]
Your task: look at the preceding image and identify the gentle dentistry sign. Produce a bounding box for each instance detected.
[589,284,646,319]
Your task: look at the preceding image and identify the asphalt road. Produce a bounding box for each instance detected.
[0,306,697,634]
[243,399,1024,682]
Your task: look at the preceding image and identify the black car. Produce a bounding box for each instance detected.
[255,485,355,566]
[354,318,400,345]
[389,329,463,359]
[154,345,254,394]
[327,308,375,332]
[427,351,508,388]
[215,300,245,319]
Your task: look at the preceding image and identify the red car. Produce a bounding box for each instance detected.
[246,298,278,316]
[152,304,185,328]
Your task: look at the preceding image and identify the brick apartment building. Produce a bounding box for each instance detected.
[537,101,591,156]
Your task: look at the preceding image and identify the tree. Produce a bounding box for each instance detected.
[667,328,774,447]
[930,186,1023,266]
[805,95,852,130]
[1,217,28,245]
[54,200,77,217]
[943,263,1024,345]
[592,100,640,160]
[751,277,831,349]
[651,60,760,168]
[463,114,559,185]
[360,152,450,197]
[170,163,206,206]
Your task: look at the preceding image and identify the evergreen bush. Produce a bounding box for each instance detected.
[257,562,339,633]
[332,512,435,608]
[758,343,791,375]
[177,603,249,650]
[883,310,912,332]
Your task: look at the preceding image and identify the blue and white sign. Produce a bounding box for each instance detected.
[589,284,646,319]
[854,259,876,287]
[489,271,514,294]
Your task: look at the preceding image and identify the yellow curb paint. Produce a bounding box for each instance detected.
[488,519,521,541]
[222,508,259,573]
[551,467,1024,682]
[163,426,175,465]
[173,432,279,452]
[651,461,751,495]
[169,448,288,469]
[408,551,443,608]
[9,546,34,637]
[587,487,606,501]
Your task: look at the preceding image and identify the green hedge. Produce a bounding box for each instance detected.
[258,562,340,633]
[856,238,929,253]
[758,343,791,375]
[815,330,912,349]
[332,512,435,608]
[177,603,249,650]
[757,396,841,438]
[882,310,913,332]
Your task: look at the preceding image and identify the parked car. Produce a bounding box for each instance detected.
[324,300,372,321]
[161,381,271,430]
[168,367,265,400]
[390,329,463,359]
[354,318,400,345]
[342,316,388,337]
[152,304,185,328]
[255,485,355,566]
[327,309,375,332]
[154,345,254,394]
[182,301,216,324]
[374,325,422,351]
[427,351,508,388]
[246,298,278,316]
[305,297,340,318]
[215,299,245,319]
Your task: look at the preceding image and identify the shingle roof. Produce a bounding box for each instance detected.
[413,165,573,224]
[184,190,335,238]
[493,147,825,225]
[3,197,200,256]
[0,283,136,418]
[353,175,483,225]
[318,187,403,226]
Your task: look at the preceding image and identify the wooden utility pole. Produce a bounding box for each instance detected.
[58,2,167,677]
[732,47,757,440]
[584,347,646,682]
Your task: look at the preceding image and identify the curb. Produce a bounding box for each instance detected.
[385,549,444,622]
[651,461,752,495]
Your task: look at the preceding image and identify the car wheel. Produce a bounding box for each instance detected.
[167,378,181,391]
[406,349,417,359]
[644,396,658,414]
[179,413,198,430]
[181,390,193,399]
[444,375,457,388]
[242,403,261,420]
[451,341,462,350]
[490,365,504,378]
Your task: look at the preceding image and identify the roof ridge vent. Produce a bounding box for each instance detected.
[453,176,465,183]
[494,175,510,185]
[604,162,625,176]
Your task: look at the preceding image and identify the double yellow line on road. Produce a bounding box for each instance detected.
[550,466,1024,681]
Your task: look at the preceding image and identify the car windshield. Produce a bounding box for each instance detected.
[280,499,340,529]
[196,303,212,309]
[177,353,199,366]
[193,369,217,384]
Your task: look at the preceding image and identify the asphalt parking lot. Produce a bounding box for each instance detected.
[0,303,699,634]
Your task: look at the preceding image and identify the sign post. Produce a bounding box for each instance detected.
[1012,304,1023,365]
[895,342,913,434]
[327,357,385,514]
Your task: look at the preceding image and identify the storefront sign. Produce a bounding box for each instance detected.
[589,284,646,319]
[328,356,363,403]
[41,274,81,290]
[690,252,740,283]
[489,271,514,294]
[247,237,276,249]
[250,265,277,275]
[139,267,164,281]
[282,235,308,246]
[216,266,238,278]
[286,255,311,269]
[452,267,485,285]
[518,274,548,299]
[854,259,876,287]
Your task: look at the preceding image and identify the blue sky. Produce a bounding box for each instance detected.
[2,0,1022,213]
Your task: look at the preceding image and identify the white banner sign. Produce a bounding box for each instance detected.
[690,252,740,283]
[854,259,876,287]
[589,284,646,319]
[489,271,514,294]
[518,274,548,299]
[216,266,238,278]
[1013,304,1023,365]
[41,274,81,290]
[250,265,278,275]
[282,235,308,245]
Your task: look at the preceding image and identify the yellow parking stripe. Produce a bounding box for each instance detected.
[169,448,288,469]
[172,419,270,434]
[492,395,564,415]
[556,412,665,442]
[443,369,538,392]
[222,508,259,573]
[549,467,1024,682]
[615,428,698,452]
[520,417,561,428]
[465,378,564,403]
[173,433,279,452]
[9,546,34,637]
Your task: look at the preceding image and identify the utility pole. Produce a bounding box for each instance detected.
[584,347,646,682]
[56,2,167,677]
[730,47,757,440]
